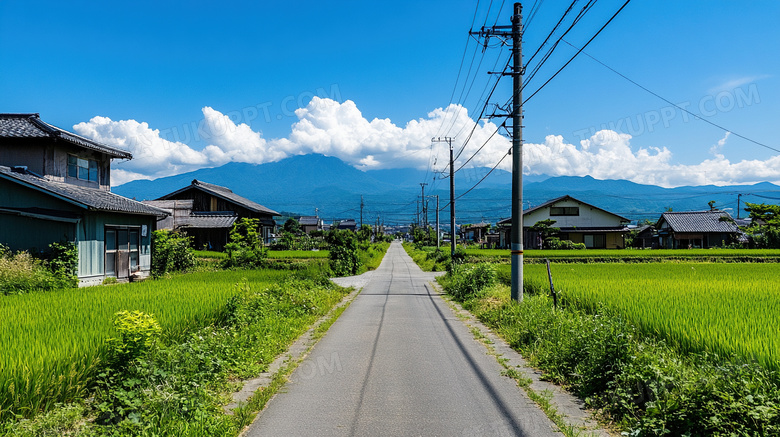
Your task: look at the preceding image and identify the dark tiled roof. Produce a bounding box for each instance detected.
[159,179,279,216]
[0,166,168,217]
[178,214,238,229]
[0,113,132,159]
[659,211,739,233]
[298,216,320,226]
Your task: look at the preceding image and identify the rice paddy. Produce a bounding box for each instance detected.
[0,269,289,419]
[507,263,780,371]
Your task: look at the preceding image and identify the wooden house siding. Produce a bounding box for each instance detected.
[1,138,112,189]
[0,177,155,286]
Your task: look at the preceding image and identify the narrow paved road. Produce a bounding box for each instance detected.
[246,241,559,436]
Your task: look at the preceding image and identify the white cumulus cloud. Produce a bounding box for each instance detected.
[74,98,780,188]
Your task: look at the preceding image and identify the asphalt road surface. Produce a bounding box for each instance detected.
[245,241,560,436]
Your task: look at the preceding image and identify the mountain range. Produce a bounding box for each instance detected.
[114,154,780,226]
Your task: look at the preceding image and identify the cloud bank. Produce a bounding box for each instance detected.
[73,97,780,188]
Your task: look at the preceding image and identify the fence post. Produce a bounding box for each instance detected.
[546,258,558,309]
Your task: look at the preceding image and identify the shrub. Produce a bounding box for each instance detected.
[105,310,162,366]
[326,230,360,276]
[444,262,496,301]
[151,230,196,277]
[224,218,266,269]
[44,241,78,286]
[0,244,76,294]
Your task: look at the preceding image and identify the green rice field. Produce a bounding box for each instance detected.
[0,269,290,419]
[468,248,780,262]
[502,263,780,371]
[193,250,330,259]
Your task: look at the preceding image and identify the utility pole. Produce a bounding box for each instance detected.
[360,196,364,228]
[433,195,440,248]
[419,183,428,228]
[737,193,751,219]
[432,137,455,256]
[473,3,524,301]
[510,3,524,302]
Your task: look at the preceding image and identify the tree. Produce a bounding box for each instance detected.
[326,230,360,276]
[745,202,780,228]
[283,218,302,235]
[224,218,266,268]
[357,224,372,243]
[743,202,780,248]
[529,219,560,249]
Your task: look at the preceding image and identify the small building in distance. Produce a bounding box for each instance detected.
[337,219,357,231]
[655,210,741,249]
[298,216,324,234]
[0,113,168,285]
[146,179,279,250]
[497,195,630,249]
[460,222,490,245]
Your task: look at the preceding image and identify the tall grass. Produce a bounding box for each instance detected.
[0,269,289,420]
[499,263,780,371]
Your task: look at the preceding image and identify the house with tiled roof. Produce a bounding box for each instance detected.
[146,179,279,250]
[656,210,741,249]
[497,195,631,249]
[298,216,323,234]
[0,113,168,285]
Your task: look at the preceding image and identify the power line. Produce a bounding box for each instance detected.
[441,148,511,210]
[523,0,631,104]
[561,39,780,155]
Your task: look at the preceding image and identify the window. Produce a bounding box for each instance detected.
[68,155,98,182]
[550,206,579,216]
[584,234,606,249]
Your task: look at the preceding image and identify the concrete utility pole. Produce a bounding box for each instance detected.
[420,183,428,228]
[471,3,524,301]
[434,195,440,248]
[360,196,364,228]
[432,137,455,257]
[510,2,524,302]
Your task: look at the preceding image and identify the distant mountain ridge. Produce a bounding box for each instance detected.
[113,154,780,225]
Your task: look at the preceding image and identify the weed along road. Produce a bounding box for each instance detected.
[245,241,559,436]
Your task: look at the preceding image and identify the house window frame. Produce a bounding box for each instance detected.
[105,225,141,278]
[550,206,579,216]
[67,154,98,182]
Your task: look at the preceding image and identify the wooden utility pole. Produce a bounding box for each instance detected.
[432,137,455,257]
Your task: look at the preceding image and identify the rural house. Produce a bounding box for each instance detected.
[655,210,741,249]
[497,195,630,249]
[460,222,490,245]
[0,113,168,285]
[298,216,323,234]
[145,179,279,250]
[337,219,357,231]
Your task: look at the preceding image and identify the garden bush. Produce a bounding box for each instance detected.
[0,243,77,294]
[151,230,196,277]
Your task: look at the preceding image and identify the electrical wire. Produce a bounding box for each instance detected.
[522,0,631,104]
[561,39,780,155]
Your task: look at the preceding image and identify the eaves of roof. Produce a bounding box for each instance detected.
[0,113,132,159]
[0,166,168,217]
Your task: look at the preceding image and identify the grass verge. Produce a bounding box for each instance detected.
[2,269,351,436]
[447,280,780,436]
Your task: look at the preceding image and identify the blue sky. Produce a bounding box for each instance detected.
[2,1,779,188]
